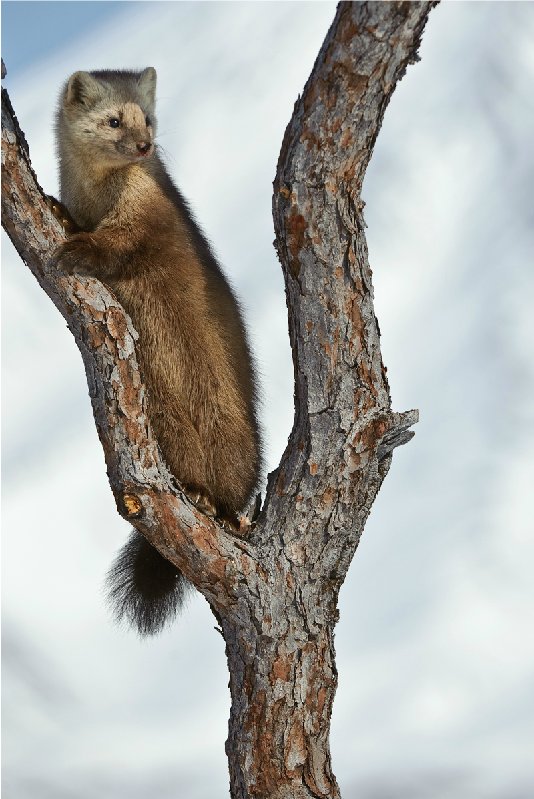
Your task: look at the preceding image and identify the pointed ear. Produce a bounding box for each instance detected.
[137,67,157,109]
[64,71,103,107]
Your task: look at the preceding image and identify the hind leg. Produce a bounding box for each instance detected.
[149,406,221,513]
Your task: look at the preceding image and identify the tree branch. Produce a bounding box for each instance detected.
[261,1,429,583]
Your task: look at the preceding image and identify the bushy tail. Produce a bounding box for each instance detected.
[105,530,190,636]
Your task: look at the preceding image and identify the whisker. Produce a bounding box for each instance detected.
[155,129,179,138]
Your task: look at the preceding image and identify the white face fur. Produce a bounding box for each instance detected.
[61,67,157,167]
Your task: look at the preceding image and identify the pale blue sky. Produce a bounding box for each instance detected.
[2,1,125,71]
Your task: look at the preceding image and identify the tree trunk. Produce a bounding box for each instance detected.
[1,2,436,796]
[224,596,339,799]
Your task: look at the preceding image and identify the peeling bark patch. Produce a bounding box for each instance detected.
[244,688,278,796]
[319,486,337,511]
[276,468,287,496]
[86,322,107,350]
[272,654,291,683]
[106,305,136,358]
[210,555,228,586]
[316,686,328,720]
[300,125,320,151]
[286,717,307,771]
[336,12,359,46]
[287,208,306,279]
[361,415,389,452]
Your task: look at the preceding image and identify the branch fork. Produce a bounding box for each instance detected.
[2,3,437,795]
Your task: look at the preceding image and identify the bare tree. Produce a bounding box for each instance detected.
[2,3,436,797]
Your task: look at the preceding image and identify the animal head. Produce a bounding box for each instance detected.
[58,68,157,166]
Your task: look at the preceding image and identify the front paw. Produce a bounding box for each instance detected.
[46,195,79,234]
[53,234,100,276]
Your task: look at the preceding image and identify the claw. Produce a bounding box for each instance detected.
[184,487,217,517]
[45,195,79,234]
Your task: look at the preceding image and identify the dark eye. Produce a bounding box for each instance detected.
[145,115,151,127]
[109,118,120,128]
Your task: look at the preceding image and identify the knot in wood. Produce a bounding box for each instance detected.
[123,493,143,517]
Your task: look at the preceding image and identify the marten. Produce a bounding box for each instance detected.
[52,67,262,635]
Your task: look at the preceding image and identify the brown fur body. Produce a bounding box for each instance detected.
[55,68,260,519]
[54,69,261,633]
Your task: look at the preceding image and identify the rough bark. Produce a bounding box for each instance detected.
[2,3,435,797]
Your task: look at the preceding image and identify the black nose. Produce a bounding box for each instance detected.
[136,141,151,155]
